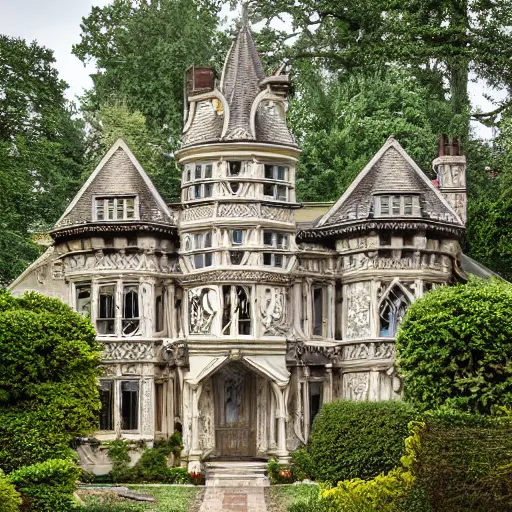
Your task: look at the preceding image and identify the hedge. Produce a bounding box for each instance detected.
[0,470,21,512]
[308,400,416,484]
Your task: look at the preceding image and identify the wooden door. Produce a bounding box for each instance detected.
[214,363,256,458]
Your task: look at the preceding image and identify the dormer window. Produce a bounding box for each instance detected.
[264,164,287,181]
[95,196,137,221]
[376,195,418,216]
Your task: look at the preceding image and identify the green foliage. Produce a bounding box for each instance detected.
[0,290,101,472]
[290,447,315,482]
[8,459,81,512]
[406,413,512,512]
[309,400,416,484]
[396,278,512,413]
[288,66,438,202]
[267,459,293,484]
[0,36,85,285]
[167,467,191,485]
[0,470,21,512]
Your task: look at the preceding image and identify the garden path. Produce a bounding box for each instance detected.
[199,487,267,512]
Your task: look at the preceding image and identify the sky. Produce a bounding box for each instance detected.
[0,0,505,138]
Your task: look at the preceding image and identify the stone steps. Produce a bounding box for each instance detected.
[204,461,269,487]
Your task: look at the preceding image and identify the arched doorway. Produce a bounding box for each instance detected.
[213,362,256,458]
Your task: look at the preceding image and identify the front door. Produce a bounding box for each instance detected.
[213,363,256,458]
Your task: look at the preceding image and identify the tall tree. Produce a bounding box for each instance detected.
[74,0,228,195]
[255,0,512,138]
[0,36,85,286]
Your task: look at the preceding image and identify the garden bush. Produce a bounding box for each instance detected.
[407,412,512,512]
[309,400,416,484]
[396,278,512,413]
[8,458,81,512]
[291,447,315,481]
[0,469,21,512]
[0,290,102,472]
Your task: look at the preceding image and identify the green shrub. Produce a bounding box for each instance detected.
[0,470,21,512]
[407,412,512,512]
[309,400,416,484]
[291,447,315,481]
[8,458,81,512]
[0,290,102,472]
[267,459,293,484]
[167,467,191,484]
[396,278,512,413]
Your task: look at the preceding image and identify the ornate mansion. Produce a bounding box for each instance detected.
[10,19,477,473]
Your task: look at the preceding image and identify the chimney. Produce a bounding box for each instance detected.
[183,66,216,122]
[432,135,467,224]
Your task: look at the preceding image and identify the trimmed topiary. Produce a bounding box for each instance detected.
[0,469,21,512]
[309,400,416,484]
[396,278,512,413]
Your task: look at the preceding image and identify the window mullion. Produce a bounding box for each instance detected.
[115,280,123,336]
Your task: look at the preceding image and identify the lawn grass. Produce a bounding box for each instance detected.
[78,485,203,512]
[267,484,319,512]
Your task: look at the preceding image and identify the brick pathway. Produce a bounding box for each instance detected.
[199,487,267,512]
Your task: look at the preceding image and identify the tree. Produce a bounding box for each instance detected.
[288,65,439,201]
[0,290,101,473]
[255,0,512,137]
[396,279,512,414]
[73,0,228,197]
[0,36,85,286]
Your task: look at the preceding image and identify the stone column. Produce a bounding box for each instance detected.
[187,382,203,472]
[140,276,155,337]
[271,382,289,464]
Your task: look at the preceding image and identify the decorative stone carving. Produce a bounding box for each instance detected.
[198,379,214,451]
[345,282,372,339]
[260,287,287,335]
[342,343,395,360]
[218,203,258,218]
[103,341,154,361]
[261,206,294,223]
[101,364,118,377]
[189,288,218,334]
[164,340,189,369]
[343,372,369,401]
[182,269,292,285]
[182,205,215,222]
[65,251,178,274]
[342,252,446,272]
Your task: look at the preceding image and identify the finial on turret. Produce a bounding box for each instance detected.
[241,1,249,27]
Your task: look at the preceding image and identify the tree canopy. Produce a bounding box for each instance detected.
[396,279,512,414]
[0,290,101,472]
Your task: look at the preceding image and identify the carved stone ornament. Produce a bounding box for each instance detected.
[261,206,294,223]
[182,269,292,285]
[164,340,189,369]
[260,287,288,335]
[182,205,215,222]
[343,372,369,401]
[218,203,259,218]
[342,342,395,360]
[102,341,154,361]
[345,282,372,339]
[189,288,219,334]
[65,251,179,274]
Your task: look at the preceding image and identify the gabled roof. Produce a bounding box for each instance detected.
[317,137,464,228]
[53,139,175,231]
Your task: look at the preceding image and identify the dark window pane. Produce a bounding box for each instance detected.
[204,164,213,179]
[204,183,213,197]
[263,183,274,196]
[155,383,164,432]
[204,253,213,267]
[313,287,323,336]
[232,230,243,245]
[236,286,251,335]
[194,186,201,199]
[263,232,273,246]
[98,285,115,335]
[263,253,272,266]
[76,286,91,316]
[194,254,204,269]
[277,185,287,201]
[277,166,286,180]
[229,182,240,194]
[155,294,164,332]
[99,380,113,430]
[309,381,323,426]
[121,381,139,430]
[229,161,241,176]
[264,164,274,179]
[195,165,202,179]
[274,254,284,267]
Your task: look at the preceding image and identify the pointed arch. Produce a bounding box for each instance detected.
[378,279,413,337]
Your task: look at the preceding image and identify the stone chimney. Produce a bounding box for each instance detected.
[432,135,467,224]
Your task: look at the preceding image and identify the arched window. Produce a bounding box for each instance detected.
[379,285,410,337]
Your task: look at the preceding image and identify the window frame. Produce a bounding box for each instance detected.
[94,195,138,221]
[264,164,288,181]
[184,162,214,183]
[376,195,417,217]
[312,284,327,338]
[190,231,214,269]
[120,380,140,431]
[263,182,289,201]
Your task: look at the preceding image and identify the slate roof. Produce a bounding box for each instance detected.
[317,137,464,229]
[53,140,175,232]
[181,18,297,148]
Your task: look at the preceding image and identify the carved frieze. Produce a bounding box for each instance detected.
[102,341,154,361]
[341,252,449,272]
[345,282,372,339]
[218,203,259,218]
[261,206,294,223]
[182,205,215,222]
[65,251,179,274]
[164,340,189,368]
[182,269,292,285]
[342,342,395,360]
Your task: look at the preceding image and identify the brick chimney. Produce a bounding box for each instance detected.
[432,135,467,224]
